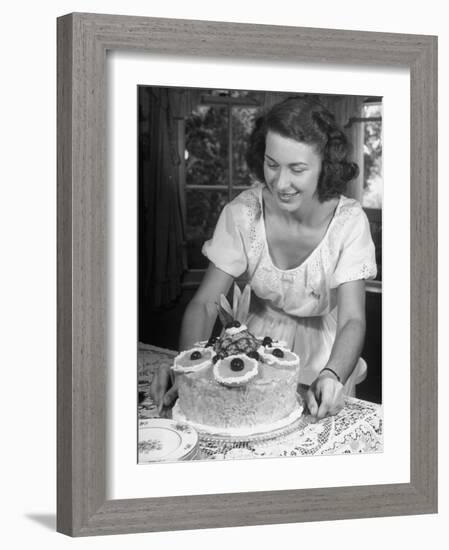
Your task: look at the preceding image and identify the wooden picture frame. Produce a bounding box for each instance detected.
[57,12,437,536]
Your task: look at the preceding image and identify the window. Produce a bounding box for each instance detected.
[360,101,382,283]
[361,102,383,209]
[180,91,260,274]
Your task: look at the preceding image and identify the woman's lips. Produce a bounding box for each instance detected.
[277,191,301,202]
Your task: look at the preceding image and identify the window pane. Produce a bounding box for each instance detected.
[362,103,383,209]
[185,189,229,269]
[185,106,229,187]
[232,107,258,187]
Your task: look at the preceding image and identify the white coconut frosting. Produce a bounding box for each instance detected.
[172,399,303,437]
[260,346,299,367]
[172,347,214,373]
[213,354,258,386]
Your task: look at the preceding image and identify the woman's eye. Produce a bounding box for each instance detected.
[291,168,305,174]
[266,163,278,169]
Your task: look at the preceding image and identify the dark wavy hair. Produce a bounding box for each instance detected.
[246,96,359,202]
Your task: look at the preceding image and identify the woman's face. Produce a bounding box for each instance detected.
[263,131,322,213]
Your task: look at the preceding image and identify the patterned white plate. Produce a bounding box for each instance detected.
[138,418,199,463]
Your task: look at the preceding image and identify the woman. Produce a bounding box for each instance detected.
[151,96,377,421]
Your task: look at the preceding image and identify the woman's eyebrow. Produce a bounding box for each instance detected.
[264,154,308,167]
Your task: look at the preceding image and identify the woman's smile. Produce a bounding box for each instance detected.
[277,190,301,202]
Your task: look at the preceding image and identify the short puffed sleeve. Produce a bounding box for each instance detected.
[201,203,248,278]
[330,205,377,288]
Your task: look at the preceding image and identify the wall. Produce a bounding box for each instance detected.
[1,1,445,549]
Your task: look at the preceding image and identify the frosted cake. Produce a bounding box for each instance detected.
[171,284,302,436]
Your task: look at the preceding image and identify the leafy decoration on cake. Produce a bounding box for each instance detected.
[216,283,251,326]
[214,284,262,358]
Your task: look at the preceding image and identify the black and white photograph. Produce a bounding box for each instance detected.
[137,86,383,463]
[1,0,442,542]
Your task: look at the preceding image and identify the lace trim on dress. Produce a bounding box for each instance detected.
[339,262,378,283]
[238,187,265,263]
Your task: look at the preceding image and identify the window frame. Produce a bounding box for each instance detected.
[178,93,261,282]
[358,99,383,288]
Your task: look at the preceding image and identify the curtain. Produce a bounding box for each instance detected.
[139,88,188,310]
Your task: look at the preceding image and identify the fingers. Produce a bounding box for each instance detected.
[305,388,319,419]
[316,398,332,421]
[157,384,179,417]
[316,394,344,419]
[307,377,345,422]
[149,367,171,408]
[315,383,334,420]
[163,384,178,407]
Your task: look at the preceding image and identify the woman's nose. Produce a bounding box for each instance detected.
[275,169,291,191]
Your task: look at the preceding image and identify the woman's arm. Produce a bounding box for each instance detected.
[324,279,366,383]
[306,279,366,420]
[179,263,235,350]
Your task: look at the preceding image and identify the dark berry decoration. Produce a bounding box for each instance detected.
[206,336,219,347]
[272,348,284,358]
[225,322,234,329]
[190,351,202,360]
[212,353,224,364]
[262,336,272,346]
[247,351,260,361]
[232,321,241,328]
[230,358,245,372]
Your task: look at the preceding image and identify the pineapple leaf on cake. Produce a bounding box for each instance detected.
[232,283,241,318]
[216,283,251,326]
[214,283,261,358]
[236,283,251,323]
[216,295,234,327]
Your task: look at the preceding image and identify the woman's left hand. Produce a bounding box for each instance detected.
[305,371,345,422]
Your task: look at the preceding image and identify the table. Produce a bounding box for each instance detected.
[138,343,383,461]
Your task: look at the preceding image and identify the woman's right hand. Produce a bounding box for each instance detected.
[149,365,179,416]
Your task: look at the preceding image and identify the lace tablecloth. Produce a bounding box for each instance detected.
[138,343,383,460]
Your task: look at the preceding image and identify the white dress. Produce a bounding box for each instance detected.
[202,183,377,393]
